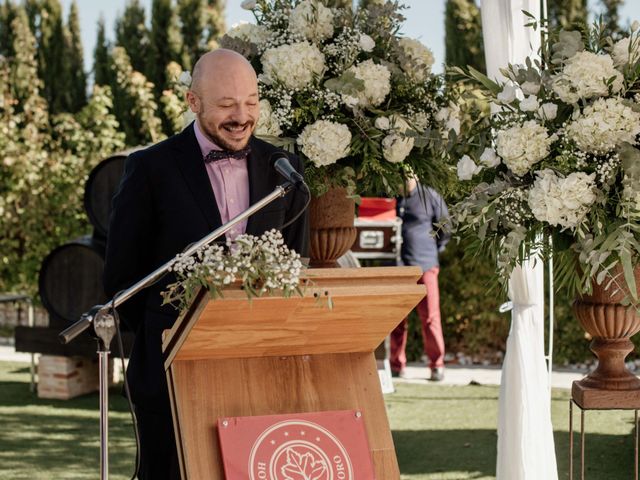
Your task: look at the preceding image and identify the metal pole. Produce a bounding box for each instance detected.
[569,400,574,480]
[59,183,294,345]
[99,350,110,480]
[547,238,555,393]
[27,299,36,393]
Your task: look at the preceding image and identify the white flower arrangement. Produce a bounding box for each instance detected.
[449,22,640,300]
[162,230,303,311]
[220,0,451,197]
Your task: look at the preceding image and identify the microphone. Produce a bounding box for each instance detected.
[271,154,308,192]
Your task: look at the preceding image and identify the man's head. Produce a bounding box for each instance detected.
[186,49,259,151]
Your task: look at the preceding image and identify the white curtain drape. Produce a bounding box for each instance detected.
[480,1,558,479]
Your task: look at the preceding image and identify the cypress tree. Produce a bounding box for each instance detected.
[115,0,148,74]
[546,0,588,30]
[204,0,225,48]
[66,0,86,112]
[93,16,112,87]
[37,0,68,113]
[111,46,164,146]
[23,0,39,36]
[177,0,206,70]
[147,0,183,97]
[10,6,40,108]
[444,0,485,72]
[0,1,18,58]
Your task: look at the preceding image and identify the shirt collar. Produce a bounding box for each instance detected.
[193,120,222,158]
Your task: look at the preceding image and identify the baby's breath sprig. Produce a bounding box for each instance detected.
[162,229,304,311]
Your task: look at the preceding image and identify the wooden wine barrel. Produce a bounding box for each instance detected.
[38,236,107,329]
[83,154,127,239]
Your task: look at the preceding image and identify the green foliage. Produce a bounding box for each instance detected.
[115,0,149,74]
[0,0,17,58]
[204,0,226,48]
[147,0,183,98]
[0,43,124,296]
[35,0,68,114]
[93,16,112,87]
[444,0,485,72]
[65,1,86,113]
[177,0,207,70]
[110,46,165,146]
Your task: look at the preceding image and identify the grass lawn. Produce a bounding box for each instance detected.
[0,360,637,479]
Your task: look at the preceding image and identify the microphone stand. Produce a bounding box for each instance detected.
[59,182,295,480]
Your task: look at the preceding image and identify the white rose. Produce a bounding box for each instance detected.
[359,34,375,52]
[479,147,501,168]
[457,155,481,180]
[178,71,192,86]
[382,115,414,163]
[519,95,539,112]
[375,116,390,130]
[497,83,520,104]
[241,0,257,9]
[537,102,558,120]
[521,81,541,95]
[611,36,640,67]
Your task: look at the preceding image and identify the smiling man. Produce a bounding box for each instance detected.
[104,49,308,480]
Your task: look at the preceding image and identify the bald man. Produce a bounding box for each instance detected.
[104,49,308,479]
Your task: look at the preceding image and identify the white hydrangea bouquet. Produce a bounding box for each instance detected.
[222,0,454,197]
[162,230,304,311]
[450,21,640,299]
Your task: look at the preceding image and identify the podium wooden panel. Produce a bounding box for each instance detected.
[162,266,425,479]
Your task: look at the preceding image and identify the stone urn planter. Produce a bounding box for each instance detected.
[308,187,357,268]
[573,265,640,391]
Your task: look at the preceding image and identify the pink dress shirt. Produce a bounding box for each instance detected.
[193,121,250,240]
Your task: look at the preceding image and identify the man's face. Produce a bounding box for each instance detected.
[188,66,260,151]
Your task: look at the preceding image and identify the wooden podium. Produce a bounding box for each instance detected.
[162,266,425,479]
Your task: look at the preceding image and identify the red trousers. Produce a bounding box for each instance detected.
[390,267,445,371]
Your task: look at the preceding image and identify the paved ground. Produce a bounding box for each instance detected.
[398,361,587,390]
[0,345,587,390]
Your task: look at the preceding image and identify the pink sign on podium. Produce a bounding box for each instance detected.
[217,410,376,480]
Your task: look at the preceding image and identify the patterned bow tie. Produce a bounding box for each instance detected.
[204,146,251,163]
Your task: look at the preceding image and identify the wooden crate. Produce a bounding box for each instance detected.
[37,355,114,400]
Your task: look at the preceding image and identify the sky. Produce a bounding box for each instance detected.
[60,0,640,75]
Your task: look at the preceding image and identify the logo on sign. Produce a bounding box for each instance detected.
[248,420,354,480]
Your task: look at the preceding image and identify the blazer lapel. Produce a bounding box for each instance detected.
[171,123,222,230]
[245,136,272,235]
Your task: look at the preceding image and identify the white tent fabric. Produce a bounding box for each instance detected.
[479,1,558,479]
